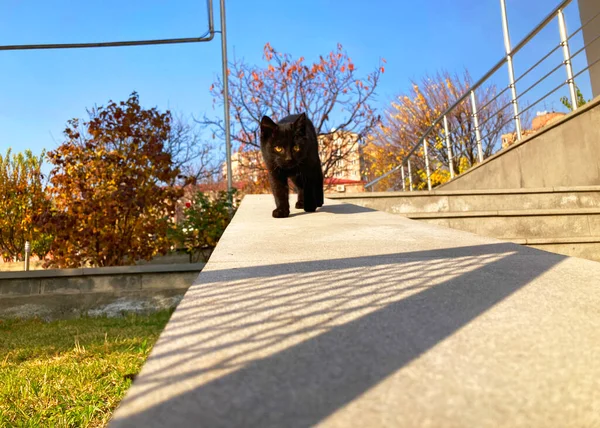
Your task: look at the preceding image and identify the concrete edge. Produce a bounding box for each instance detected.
[436,94,600,190]
[326,186,600,199]
[0,287,191,301]
[0,263,206,280]
[406,208,600,219]
[524,236,600,245]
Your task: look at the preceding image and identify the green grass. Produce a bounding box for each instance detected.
[0,310,173,427]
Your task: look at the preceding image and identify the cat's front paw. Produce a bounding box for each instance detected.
[295,200,304,209]
[272,208,290,218]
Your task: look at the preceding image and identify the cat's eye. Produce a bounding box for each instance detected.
[293,145,301,152]
[274,146,283,153]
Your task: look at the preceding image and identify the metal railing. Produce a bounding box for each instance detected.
[365,0,600,192]
[1,0,235,196]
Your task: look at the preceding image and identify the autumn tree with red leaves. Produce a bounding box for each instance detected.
[203,43,384,191]
[45,93,182,268]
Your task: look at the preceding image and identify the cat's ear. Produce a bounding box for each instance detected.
[260,116,277,139]
[294,113,307,136]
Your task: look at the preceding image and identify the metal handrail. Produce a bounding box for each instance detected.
[365,0,578,191]
[0,0,215,50]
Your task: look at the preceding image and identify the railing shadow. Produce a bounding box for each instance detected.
[110,243,565,427]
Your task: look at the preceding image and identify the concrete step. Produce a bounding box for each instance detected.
[514,237,600,262]
[110,195,600,427]
[409,208,600,240]
[329,188,600,262]
[409,208,600,261]
[328,186,600,214]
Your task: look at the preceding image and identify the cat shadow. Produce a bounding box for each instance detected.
[316,203,377,215]
[288,202,376,217]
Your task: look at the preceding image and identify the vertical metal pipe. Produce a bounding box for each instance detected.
[443,115,454,178]
[24,241,30,271]
[407,160,413,192]
[500,0,523,140]
[558,9,578,110]
[401,165,406,191]
[220,0,233,193]
[423,140,432,191]
[470,91,484,163]
[206,0,214,36]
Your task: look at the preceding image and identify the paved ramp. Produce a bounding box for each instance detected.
[111,195,600,427]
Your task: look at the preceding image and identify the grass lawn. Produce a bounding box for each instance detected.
[0,310,172,427]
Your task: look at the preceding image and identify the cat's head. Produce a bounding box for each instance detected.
[260,113,308,169]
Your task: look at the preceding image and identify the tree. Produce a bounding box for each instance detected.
[0,149,52,262]
[166,114,223,185]
[365,70,513,191]
[560,85,589,111]
[203,42,384,191]
[45,92,182,268]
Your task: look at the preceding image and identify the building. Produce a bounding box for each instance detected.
[318,131,365,193]
[222,150,264,185]
[501,111,567,149]
[579,0,600,98]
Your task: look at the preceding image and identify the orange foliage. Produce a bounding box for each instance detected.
[45,93,182,268]
[204,43,385,194]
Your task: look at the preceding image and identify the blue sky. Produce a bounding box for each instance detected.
[0,0,591,165]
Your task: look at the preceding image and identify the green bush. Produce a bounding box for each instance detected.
[170,190,238,262]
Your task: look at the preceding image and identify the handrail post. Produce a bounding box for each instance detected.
[443,115,454,178]
[220,0,233,195]
[423,140,432,191]
[470,91,484,163]
[407,160,413,192]
[558,8,578,110]
[401,165,406,191]
[24,241,30,271]
[500,0,523,140]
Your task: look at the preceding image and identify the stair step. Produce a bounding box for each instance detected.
[350,185,600,197]
[509,236,600,245]
[406,208,600,219]
[329,187,600,214]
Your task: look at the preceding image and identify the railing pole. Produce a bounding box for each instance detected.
[558,8,578,110]
[423,140,432,191]
[407,160,413,192]
[500,0,523,140]
[470,91,484,163]
[24,241,30,271]
[401,165,406,191]
[443,115,454,178]
[220,0,233,195]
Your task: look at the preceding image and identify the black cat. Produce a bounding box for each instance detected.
[259,113,324,218]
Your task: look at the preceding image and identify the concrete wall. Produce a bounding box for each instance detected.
[439,95,600,190]
[579,0,600,98]
[0,263,203,320]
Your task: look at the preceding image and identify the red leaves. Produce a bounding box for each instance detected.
[206,42,383,193]
[264,42,274,60]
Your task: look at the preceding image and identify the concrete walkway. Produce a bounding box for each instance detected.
[110,195,600,428]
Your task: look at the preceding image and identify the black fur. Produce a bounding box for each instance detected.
[260,113,324,218]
